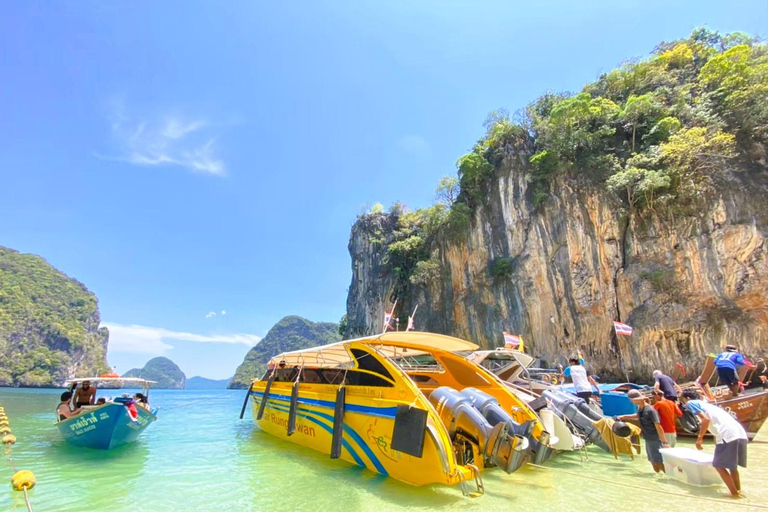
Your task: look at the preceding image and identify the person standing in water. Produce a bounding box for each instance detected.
[652,389,682,447]
[681,388,748,497]
[617,389,669,473]
[653,370,682,402]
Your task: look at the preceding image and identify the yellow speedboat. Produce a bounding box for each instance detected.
[244,332,552,494]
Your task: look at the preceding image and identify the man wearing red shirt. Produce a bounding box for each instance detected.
[652,389,683,446]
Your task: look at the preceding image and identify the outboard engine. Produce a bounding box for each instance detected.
[429,387,528,473]
[460,387,553,464]
[541,390,611,452]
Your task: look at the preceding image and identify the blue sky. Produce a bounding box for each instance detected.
[1,1,766,379]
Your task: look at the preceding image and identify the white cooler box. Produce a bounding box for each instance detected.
[659,447,721,486]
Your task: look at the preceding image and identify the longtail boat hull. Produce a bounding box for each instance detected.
[679,387,768,441]
[57,403,156,450]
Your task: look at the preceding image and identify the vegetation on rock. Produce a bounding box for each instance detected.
[228,316,341,389]
[123,357,186,389]
[0,246,109,387]
[354,29,767,303]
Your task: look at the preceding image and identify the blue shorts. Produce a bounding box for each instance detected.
[717,367,739,386]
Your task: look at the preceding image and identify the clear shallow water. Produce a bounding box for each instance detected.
[1,388,767,512]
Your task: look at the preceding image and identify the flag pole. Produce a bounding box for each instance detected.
[381,299,397,335]
[408,305,419,331]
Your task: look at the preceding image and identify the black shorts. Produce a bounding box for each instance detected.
[645,439,664,464]
[713,438,747,470]
[717,367,739,387]
[76,402,91,408]
[576,391,592,403]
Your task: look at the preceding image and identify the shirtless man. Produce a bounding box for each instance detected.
[57,392,82,421]
[73,380,96,408]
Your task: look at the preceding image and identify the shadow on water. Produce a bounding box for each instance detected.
[235,425,464,508]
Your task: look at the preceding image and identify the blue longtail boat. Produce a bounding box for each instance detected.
[56,377,157,450]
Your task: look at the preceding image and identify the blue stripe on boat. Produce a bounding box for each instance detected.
[260,397,388,476]
[265,402,368,469]
[251,391,397,419]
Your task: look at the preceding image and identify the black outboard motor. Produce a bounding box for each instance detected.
[460,387,553,464]
[542,389,611,452]
[429,387,528,473]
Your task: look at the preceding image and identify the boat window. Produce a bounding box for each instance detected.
[350,348,394,382]
[345,371,393,387]
[392,354,444,372]
[300,369,324,384]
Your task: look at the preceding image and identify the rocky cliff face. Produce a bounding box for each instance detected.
[346,158,768,381]
[0,246,109,387]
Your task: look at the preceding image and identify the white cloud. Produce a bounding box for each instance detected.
[100,99,226,176]
[221,310,227,315]
[103,322,261,355]
[396,135,432,159]
[205,311,217,319]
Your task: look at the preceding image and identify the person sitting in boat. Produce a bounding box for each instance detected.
[57,392,83,421]
[652,370,682,402]
[73,380,97,408]
[713,345,754,398]
[681,388,748,497]
[96,397,107,405]
[133,393,149,410]
[651,389,682,447]
[561,356,601,403]
[617,389,670,473]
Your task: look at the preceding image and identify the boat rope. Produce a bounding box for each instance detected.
[0,404,35,512]
[528,463,763,509]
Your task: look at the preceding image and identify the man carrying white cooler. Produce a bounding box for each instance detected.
[681,388,748,497]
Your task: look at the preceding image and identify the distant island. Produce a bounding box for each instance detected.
[123,356,186,389]
[186,376,231,390]
[0,246,110,387]
[228,315,340,389]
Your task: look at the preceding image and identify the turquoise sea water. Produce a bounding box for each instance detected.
[1,388,766,512]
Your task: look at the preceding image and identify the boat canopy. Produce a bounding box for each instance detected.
[268,331,479,368]
[64,377,157,386]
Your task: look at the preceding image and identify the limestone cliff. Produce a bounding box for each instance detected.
[0,246,109,386]
[345,30,768,382]
[346,160,768,381]
[229,316,341,389]
[123,357,186,389]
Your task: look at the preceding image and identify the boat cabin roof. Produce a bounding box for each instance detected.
[65,377,156,386]
[268,331,479,368]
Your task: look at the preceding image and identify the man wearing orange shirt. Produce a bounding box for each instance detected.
[652,389,683,447]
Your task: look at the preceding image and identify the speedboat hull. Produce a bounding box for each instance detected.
[249,334,552,492]
[57,403,156,450]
